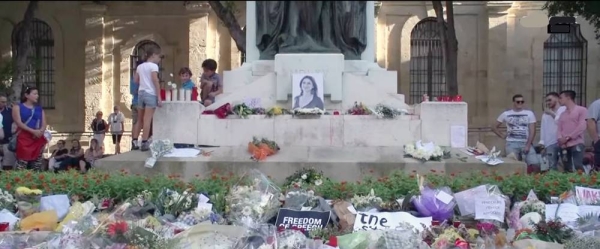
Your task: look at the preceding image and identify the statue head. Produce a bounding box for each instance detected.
[299,75,318,96]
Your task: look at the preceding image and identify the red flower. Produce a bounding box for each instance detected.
[107,221,128,236]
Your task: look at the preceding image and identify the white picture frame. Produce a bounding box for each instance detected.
[291,73,325,110]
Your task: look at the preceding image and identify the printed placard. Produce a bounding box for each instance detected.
[475,195,506,222]
[244,97,262,108]
[575,186,600,205]
[275,208,331,231]
[353,211,432,232]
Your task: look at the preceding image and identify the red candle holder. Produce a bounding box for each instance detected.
[453,95,463,102]
[432,220,441,226]
[441,96,450,102]
[0,222,9,232]
[160,89,166,101]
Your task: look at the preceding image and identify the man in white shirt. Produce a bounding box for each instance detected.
[539,92,565,171]
[108,106,125,154]
[132,47,162,151]
[492,94,540,168]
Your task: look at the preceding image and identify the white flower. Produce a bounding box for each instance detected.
[242,206,252,216]
[169,73,174,78]
[301,174,307,180]
[315,179,323,186]
[253,205,264,215]
[307,190,315,196]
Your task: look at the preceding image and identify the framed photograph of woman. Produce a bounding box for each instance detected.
[292,73,325,110]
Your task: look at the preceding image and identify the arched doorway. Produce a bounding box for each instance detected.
[543,24,587,105]
[11,18,55,108]
[409,17,446,104]
[129,40,164,83]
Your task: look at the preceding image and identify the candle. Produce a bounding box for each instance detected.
[171,89,177,101]
[165,90,172,102]
[185,89,192,101]
[178,88,185,101]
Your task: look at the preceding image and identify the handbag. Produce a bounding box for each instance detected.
[8,107,36,152]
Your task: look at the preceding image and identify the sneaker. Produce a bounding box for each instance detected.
[131,141,140,151]
[141,141,150,152]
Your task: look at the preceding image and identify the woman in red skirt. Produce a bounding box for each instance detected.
[12,87,47,170]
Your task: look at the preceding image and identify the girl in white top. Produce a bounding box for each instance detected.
[132,47,162,151]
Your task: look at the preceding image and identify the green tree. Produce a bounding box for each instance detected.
[543,1,600,41]
[11,1,38,103]
[432,1,459,96]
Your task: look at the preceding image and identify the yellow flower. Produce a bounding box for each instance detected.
[31,189,43,195]
[16,187,32,195]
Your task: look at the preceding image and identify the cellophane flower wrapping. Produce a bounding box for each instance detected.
[276,229,307,249]
[374,223,430,248]
[232,224,277,249]
[508,193,545,230]
[412,186,456,221]
[226,169,281,229]
[283,189,321,211]
[55,214,102,248]
[153,188,198,221]
[149,139,174,160]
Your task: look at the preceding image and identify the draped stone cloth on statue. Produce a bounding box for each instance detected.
[256,1,367,60]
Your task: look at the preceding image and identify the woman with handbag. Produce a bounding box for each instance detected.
[11,87,47,170]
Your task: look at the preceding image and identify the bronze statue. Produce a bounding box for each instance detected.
[256,1,367,60]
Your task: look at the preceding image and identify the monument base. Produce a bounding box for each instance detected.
[95,147,526,183]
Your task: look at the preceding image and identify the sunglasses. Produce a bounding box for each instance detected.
[515,101,525,104]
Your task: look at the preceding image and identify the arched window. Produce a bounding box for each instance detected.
[11,19,55,109]
[409,17,446,104]
[129,40,164,84]
[240,26,246,64]
[543,24,587,105]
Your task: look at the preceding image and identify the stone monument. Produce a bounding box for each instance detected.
[95,1,504,183]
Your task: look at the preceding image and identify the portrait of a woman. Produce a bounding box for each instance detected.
[292,75,324,110]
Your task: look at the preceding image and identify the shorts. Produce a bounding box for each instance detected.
[131,103,138,125]
[138,91,158,109]
[506,141,540,165]
[111,134,123,144]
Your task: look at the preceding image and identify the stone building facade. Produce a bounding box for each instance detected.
[0,1,598,152]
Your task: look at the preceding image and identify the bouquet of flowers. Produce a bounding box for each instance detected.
[0,188,15,211]
[350,189,383,211]
[233,103,254,118]
[266,106,291,117]
[375,223,430,249]
[154,188,198,222]
[276,229,308,248]
[145,139,174,168]
[346,102,372,115]
[293,107,324,116]
[225,170,281,228]
[15,186,42,214]
[284,168,324,188]
[372,104,406,119]
[412,186,456,221]
[404,141,445,162]
[247,137,280,161]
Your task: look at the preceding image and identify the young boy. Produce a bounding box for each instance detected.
[132,47,162,151]
[179,67,195,90]
[199,59,223,106]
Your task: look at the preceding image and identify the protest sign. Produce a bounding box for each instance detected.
[353,211,432,232]
[275,208,331,231]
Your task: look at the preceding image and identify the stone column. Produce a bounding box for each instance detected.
[187,2,210,73]
[245,1,259,63]
[81,3,107,133]
[361,1,375,62]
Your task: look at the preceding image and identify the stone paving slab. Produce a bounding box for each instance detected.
[96,147,526,183]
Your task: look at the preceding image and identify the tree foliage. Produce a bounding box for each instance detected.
[11,1,38,103]
[543,1,600,41]
[432,1,459,96]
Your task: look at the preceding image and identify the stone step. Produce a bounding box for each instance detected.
[95,146,525,183]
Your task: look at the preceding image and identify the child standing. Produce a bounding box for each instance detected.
[179,67,195,90]
[132,47,162,151]
[199,59,223,106]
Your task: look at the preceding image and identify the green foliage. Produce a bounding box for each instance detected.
[543,1,600,41]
